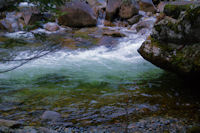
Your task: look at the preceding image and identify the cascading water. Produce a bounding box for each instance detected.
[0,15,199,132]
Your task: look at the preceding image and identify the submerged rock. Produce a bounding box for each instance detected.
[58,1,97,28]
[41,111,61,121]
[0,119,22,128]
[103,30,126,37]
[138,3,200,77]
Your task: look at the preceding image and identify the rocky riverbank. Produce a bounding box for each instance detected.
[0,0,200,133]
[138,1,200,78]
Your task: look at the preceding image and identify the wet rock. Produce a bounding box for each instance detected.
[163,1,200,19]
[127,15,142,25]
[0,22,6,30]
[104,20,116,27]
[157,2,166,13]
[139,0,157,13]
[103,30,126,37]
[98,36,118,47]
[58,1,97,28]
[138,4,200,77]
[20,6,42,25]
[0,119,22,128]
[86,0,106,17]
[44,23,59,32]
[105,0,122,21]
[133,19,155,32]
[119,0,139,19]
[105,0,139,21]
[41,111,61,121]
[0,12,25,32]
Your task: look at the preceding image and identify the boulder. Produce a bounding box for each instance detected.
[138,4,200,77]
[0,22,6,30]
[132,19,155,32]
[139,0,157,13]
[119,0,139,19]
[44,22,59,32]
[163,1,200,19]
[41,111,61,121]
[105,0,122,21]
[0,12,25,32]
[0,119,22,128]
[58,1,97,28]
[105,0,139,21]
[127,15,142,25]
[86,0,106,17]
[103,30,126,37]
[20,7,42,25]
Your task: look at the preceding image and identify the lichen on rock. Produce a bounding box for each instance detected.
[138,3,200,77]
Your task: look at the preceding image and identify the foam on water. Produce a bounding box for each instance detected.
[0,18,161,86]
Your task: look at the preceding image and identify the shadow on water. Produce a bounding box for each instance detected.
[0,70,199,129]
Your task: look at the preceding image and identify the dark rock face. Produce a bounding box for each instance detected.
[105,0,122,21]
[119,1,139,19]
[138,3,200,77]
[0,0,15,11]
[163,1,200,19]
[58,1,97,28]
[105,0,139,21]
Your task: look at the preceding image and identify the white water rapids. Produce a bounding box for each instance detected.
[0,17,162,87]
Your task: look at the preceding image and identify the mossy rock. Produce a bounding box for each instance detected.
[138,36,200,77]
[164,1,200,19]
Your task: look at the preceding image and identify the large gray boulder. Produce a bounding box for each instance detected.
[105,0,139,21]
[105,0,122,21]
[58,1,97,28]
[119,0,139,19]
[138,3,200,77]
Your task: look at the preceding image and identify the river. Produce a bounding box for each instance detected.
[0,17,199,132]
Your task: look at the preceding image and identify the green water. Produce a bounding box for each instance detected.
[0,30,199,129]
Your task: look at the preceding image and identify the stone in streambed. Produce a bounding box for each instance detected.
[127,15,142,25]
[103,30,126,37]
[41,111,61,121]
[0,119,22,128]
[43,23,59,32]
